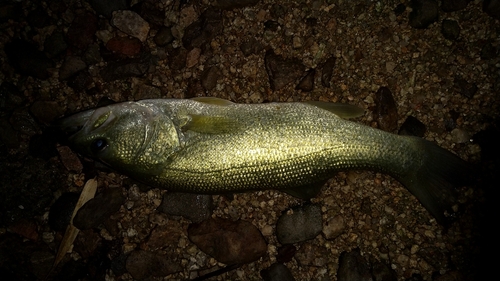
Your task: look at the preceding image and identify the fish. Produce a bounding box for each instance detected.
[58,97,469,224]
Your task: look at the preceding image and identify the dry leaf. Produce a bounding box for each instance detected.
[52,178,98,268]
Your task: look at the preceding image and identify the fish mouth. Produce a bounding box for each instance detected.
[55,109,96,137]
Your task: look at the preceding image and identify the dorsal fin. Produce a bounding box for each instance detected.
[304,101,364,119]
[182,114,240,134]
[192,97,234,106]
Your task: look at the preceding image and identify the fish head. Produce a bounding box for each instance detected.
[58,101,180,176]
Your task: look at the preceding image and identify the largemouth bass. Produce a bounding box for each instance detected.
[59,97,469,224]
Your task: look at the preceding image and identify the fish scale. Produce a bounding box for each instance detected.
[59,97,469,224]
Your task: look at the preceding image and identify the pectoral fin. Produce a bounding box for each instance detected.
[182,114,240,134]
[304,101,364,119]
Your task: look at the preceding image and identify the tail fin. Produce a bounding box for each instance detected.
[401,138,470,225]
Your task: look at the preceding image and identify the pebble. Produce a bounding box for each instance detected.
[322,214,345,240]
[408,0,439,29]
[105,36,142,57]
[44,31,68,58]
[100,54,152,81]
[240,37,265,56]
[441,0,470,12]
[337,248,372,281]
[73,188,125,229]
[4,39,54,79]
[398,116,426,137]
[321,56,336,88]
[154,26,174,46]
[186,47,202,68]
[157,192,213,223]
[265,50,305,91]
[480,42,497,60]
[453,77,478,98]
[374,87,398,132]
[187,217,267,264]
[296,69,315,92]
[182,8,223,50]
[277,244,297,263]
[441,19,460,41]
[88,0,129,18]
[201,66,221,91]
[261,263,296,281]
[125,249,182,279]
[111,10,150,42]
[214,0,260,10]
[30,100,64,124]
[483,0,500,19]
[276,204,322,244]
[59,56,87,80]
[56,146,83,173]
[66,11,98,50]
[451,128,470,144]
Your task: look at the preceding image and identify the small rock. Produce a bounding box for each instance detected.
[265,50,305,91]
[188,217,267,264]
[0,118,19,149]
[106,36,142,57]
[483,0,500,19]
[59,56,87,80]
[27,6,50,28]
[88,0,129,17]
[372,259,397,281]
[66,11,98,50]
[100,55,152,81]
[214,0,260,10]
[8,218,39,241]
[186,47,201,68]
[409,0,439,29]
[73,229,101,259]
[453,77,477,98]
[182,8,223,50]
[480,42,498,60]
[240,37,265,56]
[83,44,102,65]
[276,204,322,244]
[261,263,296,281]
[374,87,398,132]
[157,193,213,223]
[441,19,460,41]
[168,47,188,70]
[56,146,83,173]
[337,248,372,281]
[441,0,470,12]
[277,245,297,263]
[133,83,162,100]
[451,128,470,144]
[30,100,65,124]
[321,56,336,88]
[394,4,407,16]
[399,116,426,137]
[73,188,125,229]
[126,250,182,279]
[4,39,54,79]
[146,223,183,251]
[154,26,174,46]
[296,69,315,92]
[111,10,150,42]
[44,31,68,58]
[201,66,220,91]
[67,71,94,92]
[49,192,80,232]
[323,214,345,240]
[295,243,327,267]
[433,270,464,281]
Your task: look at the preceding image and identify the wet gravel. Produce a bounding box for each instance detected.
[1,0,499,280]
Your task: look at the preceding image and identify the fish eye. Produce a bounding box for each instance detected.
[90,138,108,153]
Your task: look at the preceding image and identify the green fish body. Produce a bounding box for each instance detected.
[59,98,468,224]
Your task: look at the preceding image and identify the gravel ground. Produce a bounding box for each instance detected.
[0,0,499,280]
